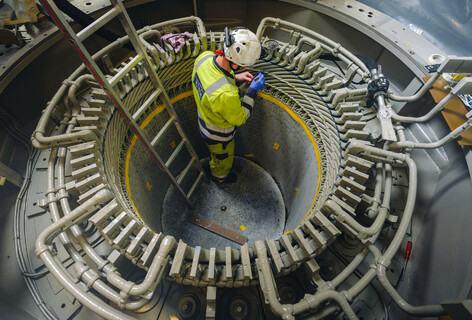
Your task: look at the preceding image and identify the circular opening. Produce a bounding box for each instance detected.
[429,53,446,64]
[85,2,91,5]
[113,89,320,249]
[347,5,352,8]
[359,8,365,12]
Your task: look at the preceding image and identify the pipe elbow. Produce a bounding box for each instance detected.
[160,235,177,254]
[280,304,295,320]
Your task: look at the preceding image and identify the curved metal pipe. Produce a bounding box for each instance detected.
[106,236,176,297]
[256,17,370,80]
[331,88,368,108]
[389,116,472,150]
[368,245,446,316]
[53,139,150,310]
[254,240,358,319]
[35,190,136,320]
[31,17,206,149]
[388,72,441,102]
[390,91,454,123]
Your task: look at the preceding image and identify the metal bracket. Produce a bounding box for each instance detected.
[452,77,472,95]
[441,300,472,319]
[376,96,397,141]
[206,286,216,320]
[437,56,472,73]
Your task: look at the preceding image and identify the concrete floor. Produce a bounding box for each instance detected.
[161,157,286,249]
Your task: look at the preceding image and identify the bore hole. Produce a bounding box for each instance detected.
[33,202,37,206]
[368,15,372,18]
[369,12,373,15]
[359,8,364,12]
[61,304,66,308]
[347,5,352,8]
[430,54,446,63]
[85,2,92,5]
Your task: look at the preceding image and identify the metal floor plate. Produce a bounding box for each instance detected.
[161,157,286,249]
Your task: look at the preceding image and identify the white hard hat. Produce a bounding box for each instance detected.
[223,27,261,67]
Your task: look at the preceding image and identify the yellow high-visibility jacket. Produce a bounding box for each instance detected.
[192,51,257,144]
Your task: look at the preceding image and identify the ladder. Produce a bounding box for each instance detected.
[40,0,204,208]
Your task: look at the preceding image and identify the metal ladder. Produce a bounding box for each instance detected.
[40,0,204,207]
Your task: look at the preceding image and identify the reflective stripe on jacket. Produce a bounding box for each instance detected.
[192,51,257,144]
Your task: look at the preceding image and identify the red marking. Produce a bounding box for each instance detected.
[405,241,412,260]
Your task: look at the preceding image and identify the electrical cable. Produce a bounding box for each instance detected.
[14,148,59,320]
[319,52,370,85]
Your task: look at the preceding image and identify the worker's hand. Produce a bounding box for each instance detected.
[249,73,265,91]
[235,71,254,83]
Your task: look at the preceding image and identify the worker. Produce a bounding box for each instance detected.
[192,27,265,183]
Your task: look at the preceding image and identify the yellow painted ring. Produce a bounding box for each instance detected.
[125,91,321,226]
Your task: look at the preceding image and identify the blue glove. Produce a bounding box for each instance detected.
[249,73,265,91]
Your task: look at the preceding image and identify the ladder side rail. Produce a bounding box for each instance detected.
[111,0,204,173]
[39,0,194,207]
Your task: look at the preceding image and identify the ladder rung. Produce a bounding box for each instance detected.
[77,7,121,42]
[187,172,204,198]
[151,116,174,146]
[132,89,161,120]
[177,158,195,184]
[109,55,143,87]
[165,140,185,167]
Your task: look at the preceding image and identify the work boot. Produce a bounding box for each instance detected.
[212,171,238,184]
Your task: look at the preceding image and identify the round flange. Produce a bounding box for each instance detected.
[229,297,250,320]
[177,294,200,319]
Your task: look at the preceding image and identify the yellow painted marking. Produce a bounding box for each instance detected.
[146,181,151,191]
[284,230,292,234]
[258,92,321,222]
[239,224,246,231]
[170,140,176,148]
[125,91,193,222]
[296,188,300,197]
[453,73,470,80]
[273,142,280,150]
[245,153,255,157]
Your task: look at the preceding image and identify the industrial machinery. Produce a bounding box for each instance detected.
[1,1,472,319]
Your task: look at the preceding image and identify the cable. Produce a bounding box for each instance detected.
[14,147,59,320]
